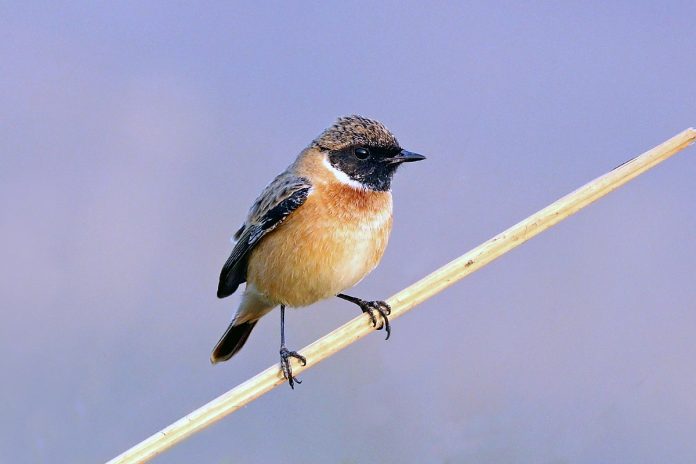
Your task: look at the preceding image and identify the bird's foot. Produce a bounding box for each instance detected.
[279,346,307,389]
[357,299,392,340]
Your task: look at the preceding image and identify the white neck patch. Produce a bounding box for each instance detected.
[321,156,367,190]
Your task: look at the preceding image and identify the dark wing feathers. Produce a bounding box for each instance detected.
[217,174,311,298]
[232,224,245,241]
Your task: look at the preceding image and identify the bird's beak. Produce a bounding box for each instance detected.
[389,149,426,164]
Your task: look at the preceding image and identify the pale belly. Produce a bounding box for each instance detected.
[246,206,392,307]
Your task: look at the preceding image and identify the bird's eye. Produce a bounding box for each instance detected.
[354,147,370,160]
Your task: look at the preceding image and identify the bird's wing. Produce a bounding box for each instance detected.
[217,172,312,298]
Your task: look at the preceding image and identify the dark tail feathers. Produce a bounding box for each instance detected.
[210,320,257,364]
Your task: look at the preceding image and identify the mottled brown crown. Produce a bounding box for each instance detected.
[311,115,400,151]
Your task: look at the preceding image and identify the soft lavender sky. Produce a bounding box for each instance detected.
[2,2,696,463]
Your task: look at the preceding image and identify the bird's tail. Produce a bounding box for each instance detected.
[210,320,258,363]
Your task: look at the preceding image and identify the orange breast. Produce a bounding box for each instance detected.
[246,183,393,307]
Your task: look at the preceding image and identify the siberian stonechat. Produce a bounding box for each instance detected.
[211,115,425,388]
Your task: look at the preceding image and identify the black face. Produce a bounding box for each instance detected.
[328,145,405,191]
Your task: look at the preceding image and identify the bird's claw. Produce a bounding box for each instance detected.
[359,300,392,340]
[279,347,306,389]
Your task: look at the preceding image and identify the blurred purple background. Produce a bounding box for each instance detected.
[2,2,696,463]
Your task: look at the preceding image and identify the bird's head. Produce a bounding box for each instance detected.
[312,115,425,191]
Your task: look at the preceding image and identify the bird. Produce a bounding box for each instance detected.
[211,115,425,388]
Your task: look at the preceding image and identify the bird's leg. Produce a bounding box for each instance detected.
[279,304,306,389]
[336,294,392,340]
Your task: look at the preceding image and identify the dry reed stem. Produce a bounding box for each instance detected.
[107,128,695,464]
